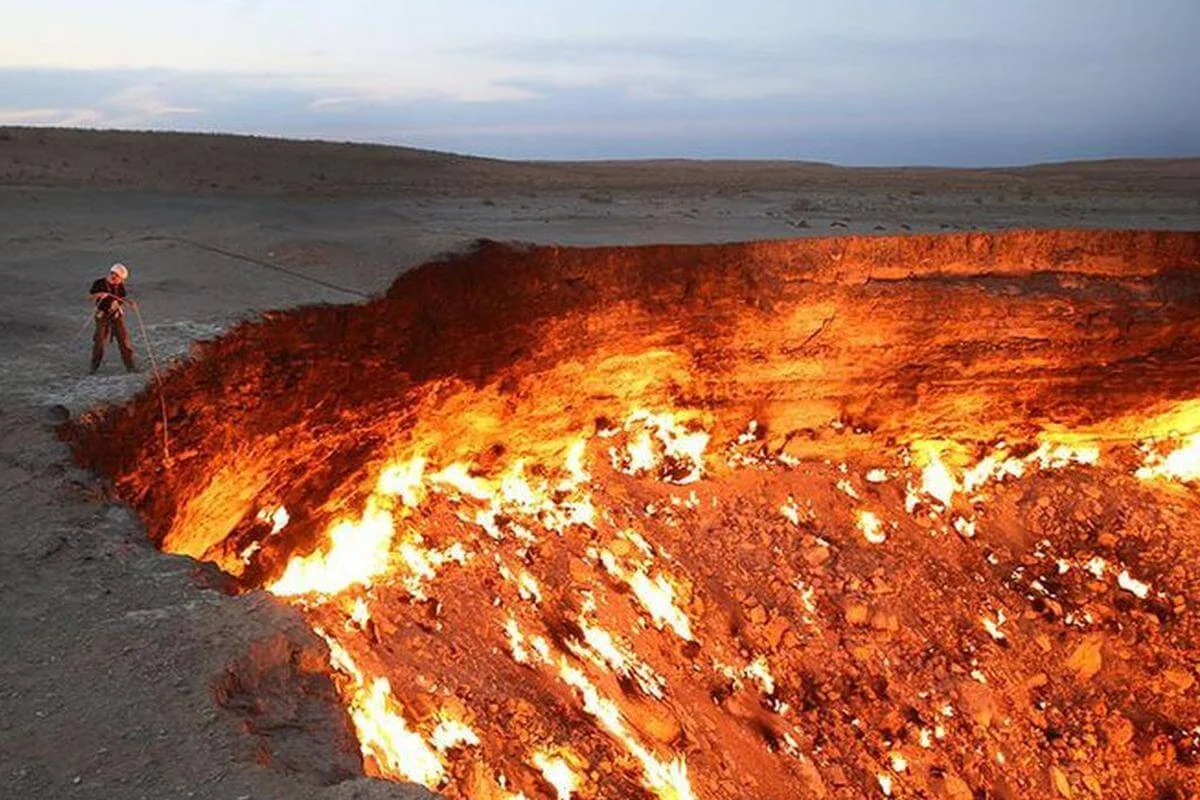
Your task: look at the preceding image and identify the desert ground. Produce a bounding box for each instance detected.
[2,127,1200,800]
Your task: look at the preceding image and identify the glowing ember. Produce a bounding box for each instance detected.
[857,510,887,544]
[1117,569,1151,599]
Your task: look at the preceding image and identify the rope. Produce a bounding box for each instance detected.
[68,308,96,343]
[138,235,370,300]
[126,300,172,465]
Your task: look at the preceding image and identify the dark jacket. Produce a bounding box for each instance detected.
[90,277,127,315]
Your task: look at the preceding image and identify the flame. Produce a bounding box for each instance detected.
[570,595,667,698]
[1136,434,1200,483]
[269,503,393,597]
[355,678,447,786]
[624,568,693,641]
[231,395,1200,797]
[961,450,1025,493]
[430,717,481,752]
[532,751,581,800]
[319,631,454,788]
[348,597,371,628]
[743,654,776,695]
[1029,440,1100,470]
[378,457,428,507]
[913,445,957,507]
[557,659,695,800]
[610,410,709,485]
[256,504,291,534]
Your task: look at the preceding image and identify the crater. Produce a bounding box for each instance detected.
[69,231,1200,799]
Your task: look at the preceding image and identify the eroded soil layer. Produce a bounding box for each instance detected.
[71,230,1200,799]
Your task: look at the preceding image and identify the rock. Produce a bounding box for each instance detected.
[324,778,441,799]
[1103,714,1134,748]
[931,771,973,800]
[1065,635,1103,682]
[870,610,899,632]
[957,681,998,729]
[803,545,831,567]
[1163,668,1194,692]
[748,605,768,625]
[764,616,790,650]
[845,601,869,625]
[568,557,591,582]
[213,632,363,784]
[1050,765,1072,797]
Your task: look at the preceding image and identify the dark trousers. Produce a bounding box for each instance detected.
[91,311,136,372]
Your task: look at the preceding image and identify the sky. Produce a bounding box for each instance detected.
[0,0,1197,165]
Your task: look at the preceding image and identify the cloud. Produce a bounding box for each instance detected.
[0,107,104,126]
[0,56,1196,166]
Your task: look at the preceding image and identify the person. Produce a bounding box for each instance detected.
[89,262,137,373]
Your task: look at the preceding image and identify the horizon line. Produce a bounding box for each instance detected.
[4,123,1199,171]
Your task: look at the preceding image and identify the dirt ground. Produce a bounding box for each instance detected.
[1,127,1199,800]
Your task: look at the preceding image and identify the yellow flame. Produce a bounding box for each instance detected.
[570,604,666,698]
[1136,434,1200,483]
[628,570,694,641]
[611,410,709,485]
[355,678,446,786]
[1117,569,1151,598]
[378,457,427,507]
[1029,440,1100,469]
[532,751,581,800]
[430,462,494,500]
[557,660,695,800]
[961,451,1025,493]
[269,503,393,596]
[743,654,776,695]
[319,631,451,788]
[430,717,480,752]
[918,451,957,507]
[348,597,371,629]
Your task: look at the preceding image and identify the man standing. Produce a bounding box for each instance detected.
[90,262,137,374]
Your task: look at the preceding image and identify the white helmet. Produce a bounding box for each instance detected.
[110,263,129,280]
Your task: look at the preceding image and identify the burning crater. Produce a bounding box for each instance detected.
[71,231,1200,799]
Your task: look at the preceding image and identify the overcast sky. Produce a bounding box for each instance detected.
[1,0,1196,165]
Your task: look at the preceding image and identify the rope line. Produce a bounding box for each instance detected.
[127,300,172,465]
[138,235,370,299]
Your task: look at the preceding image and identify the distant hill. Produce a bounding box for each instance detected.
[2,126,1198,197]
